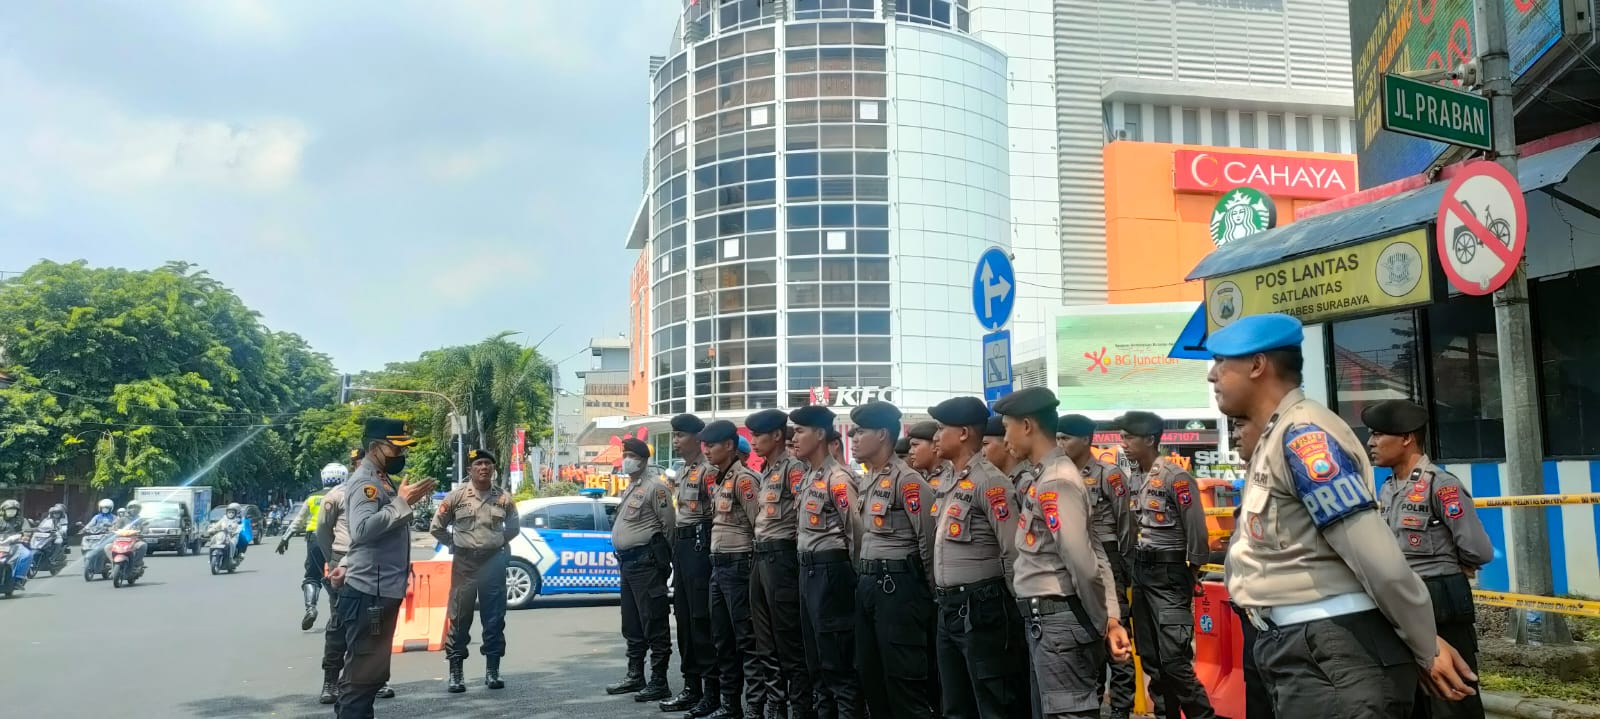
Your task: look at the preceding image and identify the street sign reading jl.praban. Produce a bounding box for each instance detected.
[972,247,1016,331]
[1436,161,1527,296]
[1382,73,1493,151]
[982,330,1013,403]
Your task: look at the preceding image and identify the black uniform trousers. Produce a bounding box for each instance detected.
[672,525,717,691]
[1253,609,1419,719]
[1100,543,1135,713]
[1132,556,1216,719]
[323,551,348,678]
[444,546,509,661]
[305,535,326,585]
[751,540,810,712]
[334,587,402,719]
[1022,597,1107,719]
[934,577,1029,719]
[856,560,935,719]
[1229,603,1274,719]
[619,538,673,678]
[799,550,860,719]
[1416,574,1483,719]
[711,552,761,709]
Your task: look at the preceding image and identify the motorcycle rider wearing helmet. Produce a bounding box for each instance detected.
[209,503,251,561]
[109,500,150,567]
[279,462,348,631]
[31,504,71,573]
[82,500,117,575]
[1,499,35,588]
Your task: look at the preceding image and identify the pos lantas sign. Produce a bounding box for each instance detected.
[1173,150,1356,201]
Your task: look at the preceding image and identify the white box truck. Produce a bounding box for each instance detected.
[133,486,213,554]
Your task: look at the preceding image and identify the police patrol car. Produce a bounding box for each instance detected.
[497,488,625,609]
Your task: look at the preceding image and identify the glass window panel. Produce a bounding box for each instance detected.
[857,258,889,282]
[822,257,855,281]
[1323,117,1341,151]
[821,204,853,227]
[1294,115,1312,150]
[858,364,892,387]
[855,124,887,149]
[858,231,889,255]
[790,258,819,281]
[788,126,819,150]
[856,152,888,176]
[1533,269,1600,457]
[859,337,891,362]
[787,23,818,46]
[820,152,852,175]
[820,177,854,199]
[821,283,855,307]
[787,100,819,124]
[788,178,819,201]
[855,73,886,98]
[1211,109,1229,145]
[822,311,855,335]
[747,260,777,285]
[818,23,852,45]
[819,100,853,122]
[819,125,853,149]
[719,289,744,314]
[695,240,717,266]
[746,155,775,182]
[748,53,775,78]
[1154,106,1172,143]
[819,73,852,96]
[748,340,777,366]
[857,204,888,227]
[856,177,888,201]
[858,283,889,307]
[1267,114,1286,149]
[789,230,820,255]
[789,204,819,227]
[1239,112,1257,147]
[1425,294,1502,460]
[1182,108,1200,144]
[789,338,822,363]
[717,342,746,366]
[790,365,821,390]
[748,285,777,311]
[823,337,856,362]
[788,152,820,177]
[1332,312,1421,439]
[787,74,819,98]
[748,313,777,338]
[858,311,891,335]
[719,211,745,236]
[697,291,714,316]
[786,48,819,73]
[824,230,849,252]
[748,129,775,155]
[749,207,776,231]
[719,160,744,185]
[747,28,774,51]
[718,263,745,287]
[747,180,776,204]
[853,22,884,45]
[789,283,820,308]
[790,311,820,336]
[822,364,856,387]
[719,316,747,340]
[854,48,886,72]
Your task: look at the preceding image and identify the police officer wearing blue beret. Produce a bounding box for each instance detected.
[1209,313,1477,718]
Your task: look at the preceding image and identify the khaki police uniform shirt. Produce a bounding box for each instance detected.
[1379,459,1494,579]
[315,483,352,559]
[754,452,805,541]
[1082,457,1133,555]
[857,457,934,572]
[675,455,717,527]
[923,460,953,494]
[932,455,1018,588]
[711,461,762,553]
[612,469,675,551]
[1011,449,1117,631]
[342,462,414,600]
[797,456,859,555]
[1225,390,1438,667]
[1131,456,1210,567]
[430,483,520,553]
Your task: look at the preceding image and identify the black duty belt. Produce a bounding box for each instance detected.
[1136,549,1188,564]
[798,549,851,566]
[1018,595,1086,617]
[674,524,710,540]
[857,557,916,574]
[753,538,798,554]
[710,552,753,566]
[615,545,655,563]
[452,546,507,559]
[934,576,1008,604]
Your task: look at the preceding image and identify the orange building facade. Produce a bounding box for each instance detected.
[626,251,651,416]
[1102,141,1359,304]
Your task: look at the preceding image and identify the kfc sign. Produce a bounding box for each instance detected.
[809,386,897,407]
[1174,150,1356,200]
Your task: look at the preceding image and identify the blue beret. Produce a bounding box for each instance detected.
[1056,414,1096,438]
[670,414,706,434]
[1206,313,1304,357]
[907,421,939,441]
[991,387,1059,418]
[701,420,738,444]
[1117,411,1164,437]
[789,405,836,430]
[849,401,902,431]
[737,435,751,455]
[984,415,1006,437]
[745,409,789,435]
[929,396,990,427]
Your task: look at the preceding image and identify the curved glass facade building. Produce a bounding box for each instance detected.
[635,0,1007,416]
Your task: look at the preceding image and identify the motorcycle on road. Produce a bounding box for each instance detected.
[0,532,26,598]
[81,531,113,582]
[207,523,243,575]
[108,529,146,589]
[27,526,68,579]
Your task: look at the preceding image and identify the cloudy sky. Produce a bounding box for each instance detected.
[0,0,683,381]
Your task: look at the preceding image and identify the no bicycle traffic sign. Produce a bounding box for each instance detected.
[1436,161,1526,296]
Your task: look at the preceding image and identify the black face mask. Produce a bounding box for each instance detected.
[384,454,408,475]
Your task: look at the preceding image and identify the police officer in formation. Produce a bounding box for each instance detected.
[699,420,764,719]
[791,405,862,718]
[849,401,936,719]
[1364,399,1494,719]
[746,408,812,719]
[905,420,950,490]
[1208,313,1477,718]
[983,415,1030,485]
[607,438,677,702]
[431,448,519,693]
[1121,410,1214,719]
[928,396,1029,719]
[1057,414,1135,719]
[994,389,1132,719]
[664,414,719,714]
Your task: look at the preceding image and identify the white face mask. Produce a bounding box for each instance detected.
[622,458,644,475]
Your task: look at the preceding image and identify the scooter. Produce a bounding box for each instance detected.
[0,532,27,598]
[27,526,68,578]
[208,526,242,575]
[108,529,146,589]
[81,531,113,582]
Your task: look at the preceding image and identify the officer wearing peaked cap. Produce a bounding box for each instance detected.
[1210,313,1478,718]
[928,396,1029,719]
[665,414,721,714]
[1364,400,1493,719]
[850,401,937,719]
[432,448,519,693]
[745,408,811,719]
[1059,414,1136,719]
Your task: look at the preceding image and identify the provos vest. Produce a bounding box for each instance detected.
[304,492,326,532]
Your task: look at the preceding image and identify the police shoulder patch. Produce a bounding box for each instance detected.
[1107,470,1127,498]
[832,482,850,511]
[901,482,921,514]
[1174,479,1193,507]
[1039,490,1060,532]
[1282,423,1373,529]
[984,485,1010,521]
[362,484,378,501]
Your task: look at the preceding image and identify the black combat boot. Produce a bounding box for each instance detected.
[447,659,466,693]
[485,657,505,690]
[606,661,647,695]
[701,699,743,719]
[682,677,720,717]
[636,671,672,702]
[318,671,339,705]
[762,702,787,719]
[659,684,702,712]
[376,684,395,698]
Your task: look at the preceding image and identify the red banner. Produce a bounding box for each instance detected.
[510,428,525,472]
[1173,150,1356,200]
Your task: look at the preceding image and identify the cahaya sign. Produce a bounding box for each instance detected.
[1173,150,1357,200]
[1204,228,1434,332]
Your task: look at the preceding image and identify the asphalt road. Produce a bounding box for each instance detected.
[0,533,649,719]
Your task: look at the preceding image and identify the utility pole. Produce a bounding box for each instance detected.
[1477,0,1569,646]
[549,364,560,487]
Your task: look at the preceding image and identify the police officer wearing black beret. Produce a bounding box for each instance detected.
[702,419,764,719]
[791,404,862,718]
[745,408,811,719]
[665,414,721,714]
[906,420,950,490]
[431,448,519,693]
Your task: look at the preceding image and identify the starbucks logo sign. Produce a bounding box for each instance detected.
[1209,188,1279,247]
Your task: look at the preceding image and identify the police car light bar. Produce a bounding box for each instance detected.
[578,487,607,499]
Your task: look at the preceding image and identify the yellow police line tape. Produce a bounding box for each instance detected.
[1202,492,1600,516]
[1193,565,1600,618]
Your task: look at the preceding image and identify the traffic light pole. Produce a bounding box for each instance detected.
[1477,0,1569,645]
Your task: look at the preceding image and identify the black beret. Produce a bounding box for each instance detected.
[991,387,1059,418]
[621,438,651,459]
[467,448,498,465]
[1361,400,1428,435]
[929,396,991,427]
[670,414,706,434]
[907,420,939,441]
[746,408,789,434]
[1056,414,1096,438]
[789,405,836,430]
[700,420,738,444]
[894,437,912,456]
[984,415,1006,437]
[827,427,841,443]
[849,401,902,431]
[1118,411,1164,437]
